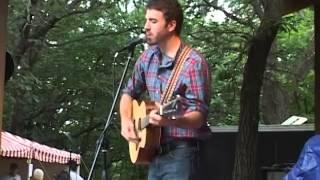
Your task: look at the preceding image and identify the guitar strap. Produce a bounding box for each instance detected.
[160,44,192,104]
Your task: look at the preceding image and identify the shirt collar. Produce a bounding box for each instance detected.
[155,42,185,69]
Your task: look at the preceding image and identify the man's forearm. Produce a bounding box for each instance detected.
[172,111,205,129]
[119,94,133,121]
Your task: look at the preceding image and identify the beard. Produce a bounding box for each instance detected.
[146,30,171,46]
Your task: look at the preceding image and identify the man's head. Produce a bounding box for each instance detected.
[144,0,183,45]
[32,168,44,180]
[68,160,78,171]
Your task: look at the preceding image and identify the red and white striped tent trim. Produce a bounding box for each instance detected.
[0,131,81,164]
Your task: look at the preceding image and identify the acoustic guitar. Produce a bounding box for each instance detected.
[129,98,178,164]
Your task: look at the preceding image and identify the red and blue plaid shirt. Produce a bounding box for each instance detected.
[122,44,211,139]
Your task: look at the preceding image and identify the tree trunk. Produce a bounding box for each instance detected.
[232,17,280,180]
[261,44,290,124]
[261,77,290,124]
[294,38,314,81]
[262,37,315,124]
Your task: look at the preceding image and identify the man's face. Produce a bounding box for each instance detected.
[144,9,176,45]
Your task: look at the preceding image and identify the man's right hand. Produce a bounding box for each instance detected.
[121,119,139,143]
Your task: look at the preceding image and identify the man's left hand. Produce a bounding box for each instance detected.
[148,109,173,127]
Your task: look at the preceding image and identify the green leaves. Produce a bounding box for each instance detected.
[4,0,315,178]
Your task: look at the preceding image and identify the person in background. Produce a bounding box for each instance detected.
[284,134,320,180]
[68,160,83,180]
[1,163,21,180]
[32,168,44,180]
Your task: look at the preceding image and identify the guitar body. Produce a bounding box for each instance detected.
[129,100,161,164]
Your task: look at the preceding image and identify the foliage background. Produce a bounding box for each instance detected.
[3,0,314,179]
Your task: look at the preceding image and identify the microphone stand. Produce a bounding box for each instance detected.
[87,46,136,180]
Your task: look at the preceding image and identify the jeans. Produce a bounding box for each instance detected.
[148,145,200,180]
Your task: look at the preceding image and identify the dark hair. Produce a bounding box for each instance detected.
[146,0,183,35]
[68,160,77,171]
[9,163,18,170]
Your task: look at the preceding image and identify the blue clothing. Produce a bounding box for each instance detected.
[148,145,200,180]
[284,135,320,180]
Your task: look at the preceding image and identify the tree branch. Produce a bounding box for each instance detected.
[30,0,104,39]
[46,26,141,47]
[201,0,253,27]
[22,93,68,122]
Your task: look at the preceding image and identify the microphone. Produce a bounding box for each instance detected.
[116,33,146,53]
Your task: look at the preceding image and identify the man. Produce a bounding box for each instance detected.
[1,163,21,180]
[284,134,320,180]
[119,0,211,179]
[68,160,83,180]
[32,168,44,180]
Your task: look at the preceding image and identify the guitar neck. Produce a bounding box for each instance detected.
[139,108,161,130]
[140,117,150,130]
[139,104,177,130]
[135,98,178,131]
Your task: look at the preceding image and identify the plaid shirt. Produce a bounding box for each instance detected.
[122,44,211,139]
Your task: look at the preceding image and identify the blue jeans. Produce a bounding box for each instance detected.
[148,145,200,180]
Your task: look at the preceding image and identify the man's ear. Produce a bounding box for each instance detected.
[167,20,177,33]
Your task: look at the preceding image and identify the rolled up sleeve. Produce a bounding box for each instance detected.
[184,58,211,117]
[122,55,147,99]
